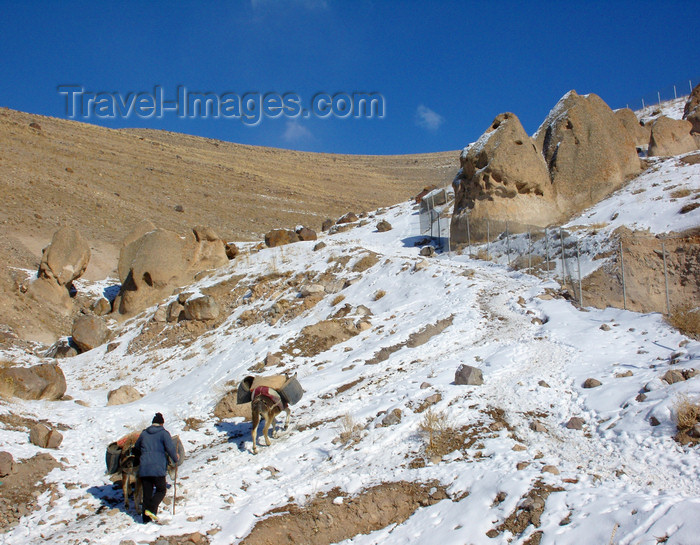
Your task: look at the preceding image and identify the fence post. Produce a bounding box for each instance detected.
[619,240,627,311]
[576,240,583,307]
[662,242,670,315]
[544,227,550,272]
[506,221,511,267]
[642,98,645,109]
[674,85,677,100]
[657,91,661,106]
[466,212,472,258]
[528,229,532,271]
[559,228,566,287]
[486,219,490,260]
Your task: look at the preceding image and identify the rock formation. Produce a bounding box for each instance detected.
[648,116,697,157]
[71,315,109,352]
[451,112,554,243]
[264,229,300,247]
[0,363,66,400]
[27,227,91,313]
[683,82,700,134]
[112,224,228,316]
[534,90,640,212]
[614,107,651,148]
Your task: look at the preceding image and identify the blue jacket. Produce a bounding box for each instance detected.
[134,425,178,477]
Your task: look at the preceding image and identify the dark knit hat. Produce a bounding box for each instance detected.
[152,412,165,424]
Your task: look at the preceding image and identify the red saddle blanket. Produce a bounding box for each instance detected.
[251,386,287,410]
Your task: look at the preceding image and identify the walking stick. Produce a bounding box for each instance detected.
[172,464,178,515]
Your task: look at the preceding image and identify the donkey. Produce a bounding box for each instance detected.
[120,444,142,512]
[250,385,291,454]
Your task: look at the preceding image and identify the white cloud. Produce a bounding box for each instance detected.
[415,105,445,132]
[283,120,313,143]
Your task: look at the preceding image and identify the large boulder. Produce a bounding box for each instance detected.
[454,364,484,386]
[0,363,66,400]
[71,315,109,352]
[451,112,555,243]
[183,295,220,321]
[264,229,300,247]
[26,227,91,313]
[296,226,318,241]
[683,83,700,134]
[614,108,651,148]
[29,423,63,449]
[0,451,14,476]
[107,385,143,406]
[112,225,228,316]
[534,90,640,212]
[648,116,697,157]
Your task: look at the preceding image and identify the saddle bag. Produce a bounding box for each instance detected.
[279,375,303,406]
[105,442,122,475]
[237,376,255,404]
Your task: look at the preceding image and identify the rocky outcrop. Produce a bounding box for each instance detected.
[684,83,700,133]
[71,315,109,352]
[534,90,640,212]
[296,226,318,241]
[648,116,697,157]
[615,108,651,148]
[265,229,300,247]
[112,224,229,316]
[26,227,91,314]
[0,363,66,400]
[183,295,220,321]
[452,113,555,243]
[107,385,143,406]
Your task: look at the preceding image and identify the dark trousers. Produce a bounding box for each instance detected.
[141,475,167,519]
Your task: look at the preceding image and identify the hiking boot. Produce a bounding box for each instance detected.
[144,509,158,523]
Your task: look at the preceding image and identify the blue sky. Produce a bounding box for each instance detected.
[1,1,698,155]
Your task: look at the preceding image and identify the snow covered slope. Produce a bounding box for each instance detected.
[1,173,699,545]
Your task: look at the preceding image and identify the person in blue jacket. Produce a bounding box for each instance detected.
[133,412,178,523]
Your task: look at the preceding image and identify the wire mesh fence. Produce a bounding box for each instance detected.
[624,78,696,112]
[447,214,700,325]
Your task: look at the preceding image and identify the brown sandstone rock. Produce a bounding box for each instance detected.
[184,295,220,321]
[29,423,63,449]
[534,90,640,212]
[684,83,700,133]
[296,226,318,241]
[264,229,300,247]
[191,226,229,270]
[0,363,66,400]
[92,297,111,316]
[648,116,697,157]
[337,212,359,224]
[614,108,651,148]
[107,385,143,406]
[71,315,109,352]
[0,451,14,476]
[451,112,555,243]
[455,364,484,385]
[376,220,392,232]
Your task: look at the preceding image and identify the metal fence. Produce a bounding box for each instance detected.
[419,188,451,249]
[624,78,696,112]
[450,214,699,318]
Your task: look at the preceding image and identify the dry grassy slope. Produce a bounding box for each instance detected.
[0,107,457,273]
[0,106,457,343]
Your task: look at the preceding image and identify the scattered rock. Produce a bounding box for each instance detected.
[92,297,111,316]
[615,107,651,148]
[538,380,550,388]
[0,363,67,400]
[321,219,333,232]
[71,315,109,352]
[599,323,611,331]
[167,300,185,322]
[313,242,327,251]
[648,116,697,157]
[44,338,78,359]
[376,220,392,232]
[583,378,602,389]
[107,385,143,406]
[296,226,318,241]
[636,393,647,402]
[0,451,14,476]
[264,353,281,367]
[420,382,431,389]
[455,364,484,386]
[615,370,633,378]
[225,242,239,260]
[381,409,402,427]
[419,246,435,257]
[153,304,168,322]
[530,421,547,433]
[541,465,560,475]
[663,369,698,384]
[300,284,325,297]
[565,417,584,430]
[516,461,530,470]
[29,423,63,449]
[264,228,300,247]
[512,444,527,452]
[184,295,220,321]
[684,82,700,133]
[414,259,429,271]
[650,416,661,426]
[337,212,358,224]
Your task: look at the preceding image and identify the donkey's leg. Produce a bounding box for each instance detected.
[251,409,261,454]
[263,417,273,446]
[283,408,291,430]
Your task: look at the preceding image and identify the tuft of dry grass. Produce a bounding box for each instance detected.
[331,294,345,306]
[373,290,386,301]
[667,304,700,339]
[673,395,700,432]
[418,408,448,455]
[669,188,691,199]
[338,413,364,445]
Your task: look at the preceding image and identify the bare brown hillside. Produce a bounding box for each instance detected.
[0,107,456,342]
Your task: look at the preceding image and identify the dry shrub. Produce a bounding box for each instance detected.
[680,202,700,214]
[669,188,691,199]
[331,294,345,306]
[352,253,379,273]
[373,290,386,301]
[338,413,363,445]
[667,304,700,339]
[674,395,700,432]
[418,408,448,456]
